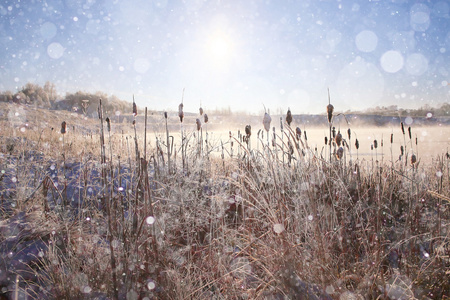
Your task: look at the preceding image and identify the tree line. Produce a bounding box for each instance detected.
[0,82,131,118]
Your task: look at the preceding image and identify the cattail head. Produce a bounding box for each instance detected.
[355,139,359,150]
[401,122,405,135]
[373,139,378,149]
[390,133,393,144]
[408,127,411,139]
[347,128,351,140]
[178,103,184,122]
[327,104,334,123]
[204,113,208,123]
[164,111,168,119]
[296,127,301,140]
[61,121,66,134]
[332,126,336,138]
[98,100,103,119]
[196,118,201,131]
[400,145,404,155]
[132,101,137,116]
[324,136,328,145]
[411,153,417,165]
[335,131,342,146]
[371,144,374,150]
[245,125,251,137]
[105,117,111,132]
[336,147,344,160]
[199,107,203,116]
[304,130,307,141]
[263,112,271,132]
[286,108,293,126]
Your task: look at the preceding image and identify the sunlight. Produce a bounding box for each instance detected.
[206,32,233,67]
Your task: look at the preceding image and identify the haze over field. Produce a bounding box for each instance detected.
[0,0,449,114]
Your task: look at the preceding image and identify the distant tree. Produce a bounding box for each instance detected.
[0,90,13,102]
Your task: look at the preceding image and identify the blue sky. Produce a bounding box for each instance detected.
[0,0,449,114]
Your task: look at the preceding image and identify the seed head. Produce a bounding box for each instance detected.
[132,101,137,116]
[324,136,328,145]
[347,128,351,140]
[304,130,307,141]
[245,125,251,137]
[296,127,301,140]
[286,108,293,126]
[178,103,184,122]
[335,131,342,146]
[204,113,208,123]
[373,139,378,149]
[105,117,111,132]
[390,133,393,144]
[61,121,66,134]
[327,104,334,123]
[411,154,417,165]
[263,112,271,132]
[408,127,411,139]
[199,107,203,116]
[401,122,405,135]
[164,111,168,119]
[196,118,201,131]
[336,147,344,160]
[400,145,404,155]
[355,139,359,150]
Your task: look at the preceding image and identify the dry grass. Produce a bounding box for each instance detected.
[0,102,449,299]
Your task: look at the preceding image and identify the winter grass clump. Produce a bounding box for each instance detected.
[0,98,448,299]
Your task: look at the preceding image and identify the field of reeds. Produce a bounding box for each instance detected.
[0,100,449,299]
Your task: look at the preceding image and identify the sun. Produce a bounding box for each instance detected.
[206,33,233,66]
[209,36,229,59]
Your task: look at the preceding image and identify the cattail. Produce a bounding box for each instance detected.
[415,137,417,145]
[373,139,378,149]
[296,127,301,140]
[332,127,336,138]
[61,121,67,134]
[355,139,359,150]
[347,128,351,140]
[335,131,342,146]
[263,112,271,132]
[286,108,293,126]
[411,153,417,165]
[325,136,328,145]
[401,122,405,135]
[400,145,404,156]
[327,103,334,123]
[199,107,203,116]
[132,101,137,116]
[204,113,208,123]
[132,120,136,126]
[164,111,168,119]
[304,130,307,141]
[98,101,103,119]
[178,103,184,122]
[336,147,344,160]
[408,127,411,139]
[390,133,393,144]
[371,144,374,150]
[196,118,201,131]
[245,125,251,137]
[229,131,232,139]
[105,117,111,132]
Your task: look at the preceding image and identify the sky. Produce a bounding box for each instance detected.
[0,0,449,114]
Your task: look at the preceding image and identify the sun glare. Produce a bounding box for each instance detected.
[206,33,233,66]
